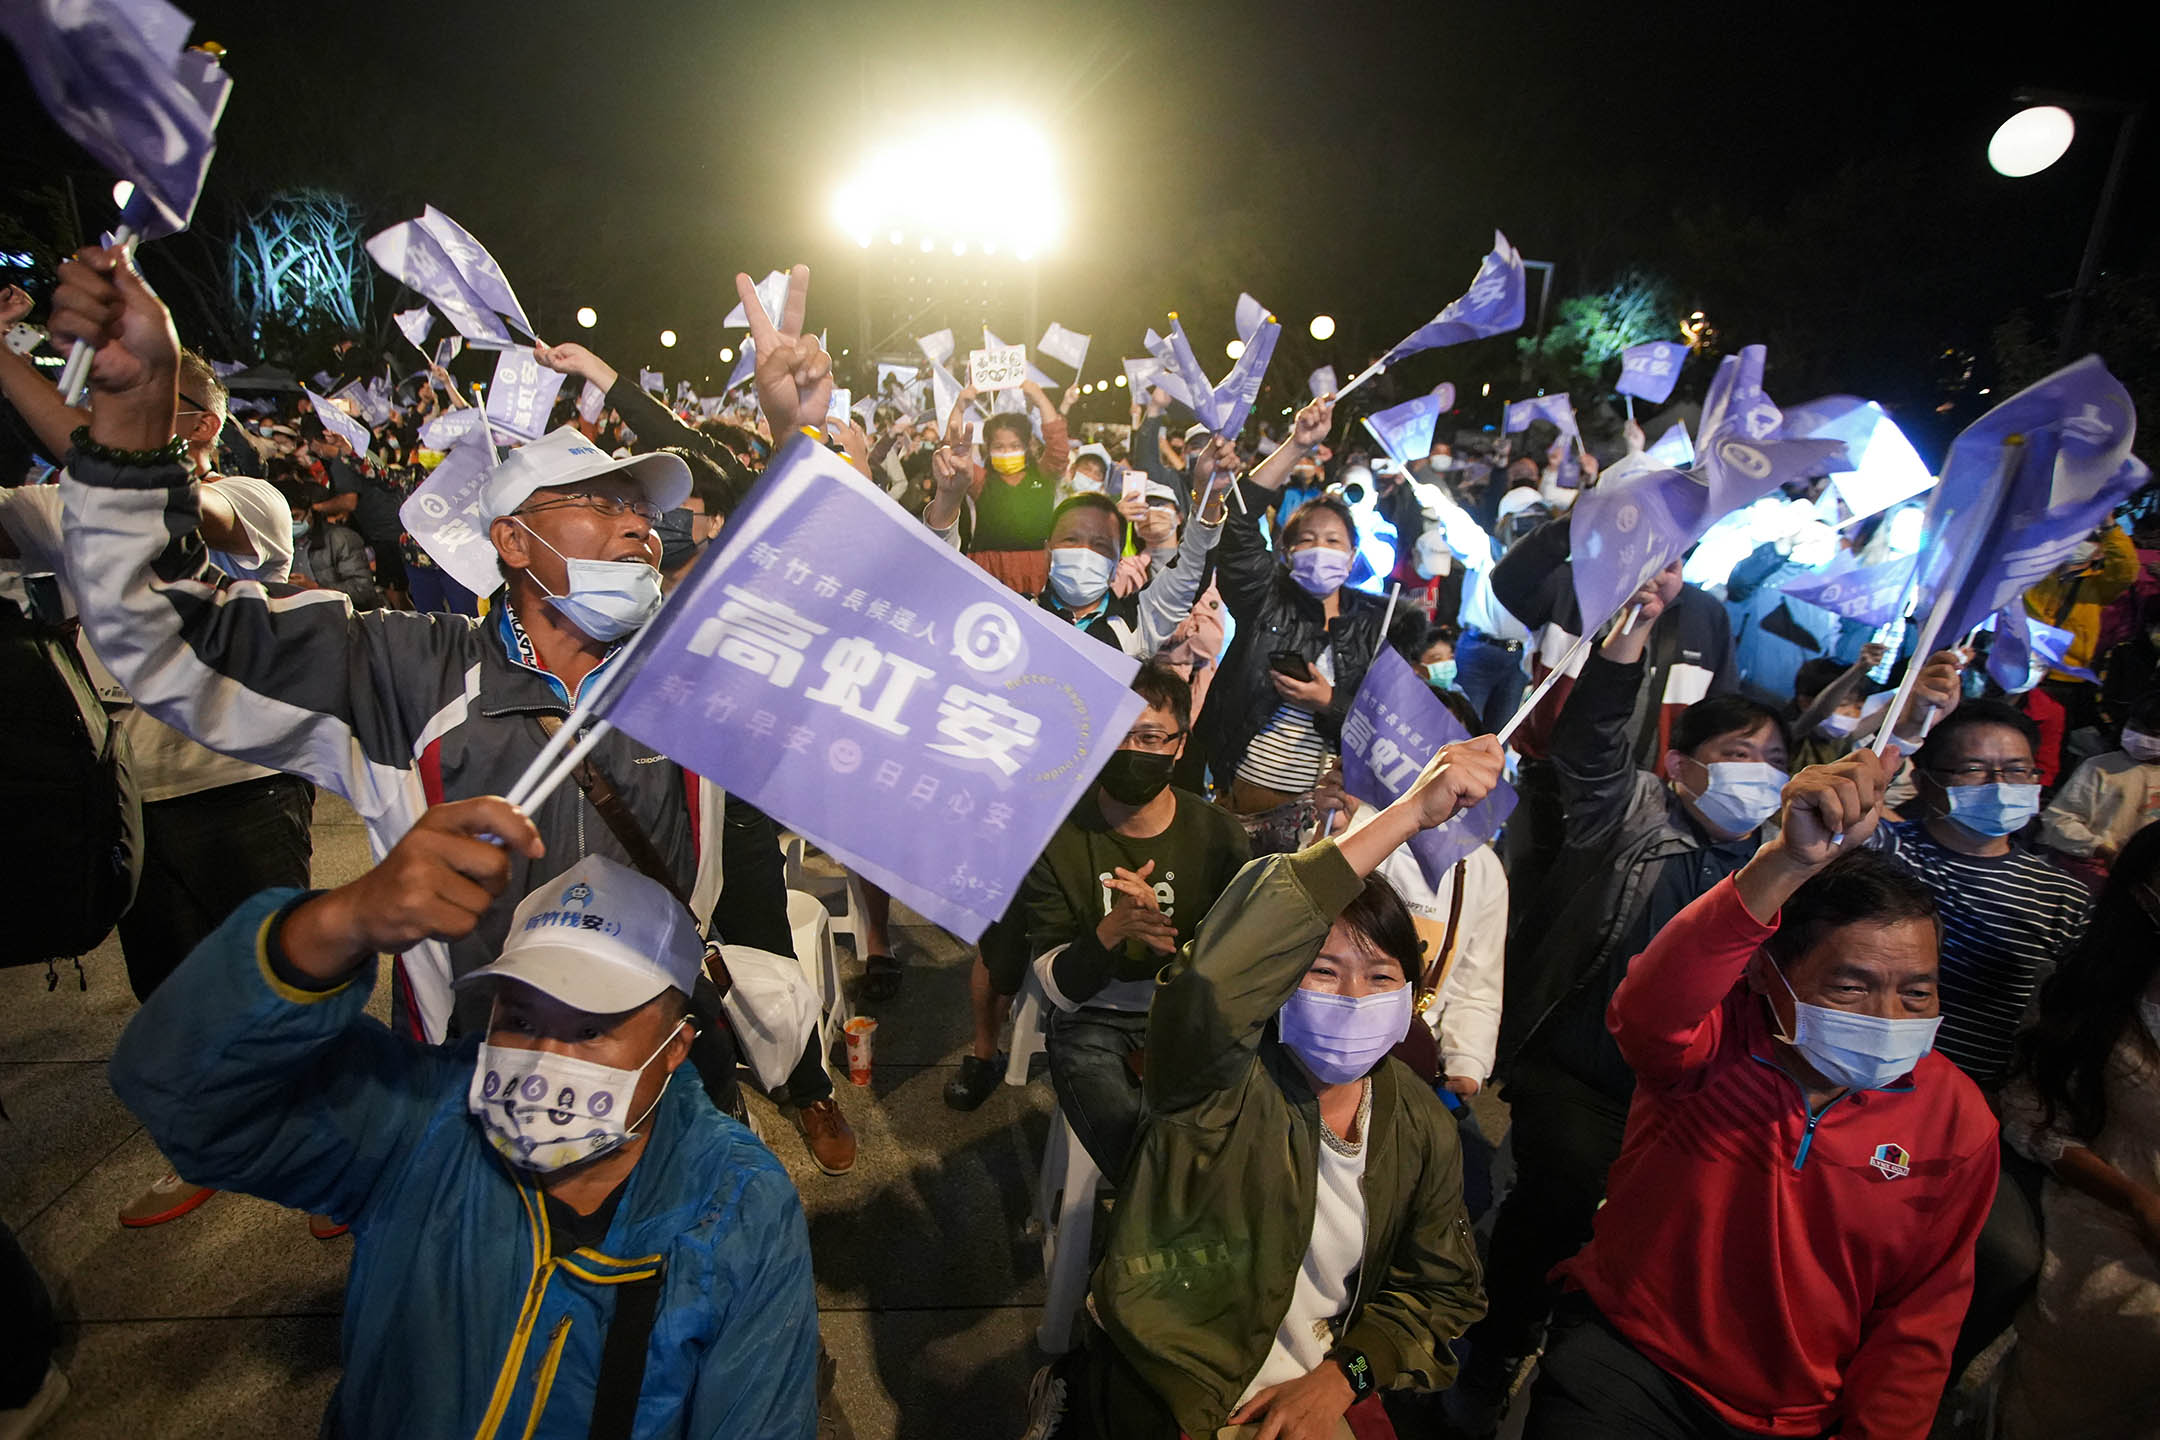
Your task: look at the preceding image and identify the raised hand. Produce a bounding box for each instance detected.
[532,340,619,393]
[1780,746,1898,865]
[737,264,831,439]
[48,242,180,452]
[1892,648,1968,742]
[1291,395,1335,449]
[1403,735,1505,831]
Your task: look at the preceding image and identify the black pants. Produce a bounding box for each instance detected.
[1951,1140,2046,1375]
[0,1218,55,1407]
[115,773,316,1002]
[1525,1297,1798,1439]
[1464,1058,1631,1375]
[1046,1007,1146,1183]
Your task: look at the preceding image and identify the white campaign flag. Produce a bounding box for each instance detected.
[1037,322,1090,374]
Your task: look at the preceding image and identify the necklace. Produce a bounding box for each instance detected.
[1319,1079,1372,1159]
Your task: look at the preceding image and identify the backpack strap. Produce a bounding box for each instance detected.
[584,1263,666,1440]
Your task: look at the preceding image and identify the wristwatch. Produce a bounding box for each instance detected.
[1329,1346,1375,1402]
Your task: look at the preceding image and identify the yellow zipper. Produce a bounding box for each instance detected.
[474,1184,556,1440]
[518,1316,573,1440]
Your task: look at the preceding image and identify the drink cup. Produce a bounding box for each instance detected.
[843,1016,878,1086]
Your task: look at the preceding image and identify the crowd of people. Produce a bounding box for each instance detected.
[1,239,2157,1440]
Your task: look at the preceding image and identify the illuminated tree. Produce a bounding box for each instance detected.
[226,189,371,348]
[1515,269,1679,400]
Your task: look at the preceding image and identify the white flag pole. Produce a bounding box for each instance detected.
[56,228,138,404]
[1332,357,1386,402]
[1379,581,1402,641]
[513,720,617,813]
[1624,393,1635,423]
[1495,631,1592,748]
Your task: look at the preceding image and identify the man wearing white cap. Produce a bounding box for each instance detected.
[50,244,857,1179]
[110,798,820,1439]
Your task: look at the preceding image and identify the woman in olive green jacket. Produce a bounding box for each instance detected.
[1038,736,1502,1440]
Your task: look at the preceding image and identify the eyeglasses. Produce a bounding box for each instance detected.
[516,493,663,524]
[1124,729,1186,752]
[1928,762,2042,785]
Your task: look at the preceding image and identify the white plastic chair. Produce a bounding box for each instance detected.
[780,834,873,966]
[1034,1105,1106,1355]
[785,889,851,1067]
[1005,969,1051,1086]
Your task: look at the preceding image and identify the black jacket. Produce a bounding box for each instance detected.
[1194,476,1399,786]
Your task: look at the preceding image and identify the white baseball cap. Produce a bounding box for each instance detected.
[455,855,704,1015]
[478,426,693,523]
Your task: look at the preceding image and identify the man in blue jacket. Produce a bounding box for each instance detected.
[109,796,819,1440]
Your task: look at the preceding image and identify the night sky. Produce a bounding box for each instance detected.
[6,1,2155,454]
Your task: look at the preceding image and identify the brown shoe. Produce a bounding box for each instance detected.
[792,1097,857,1176]
[118,1172,216,1229]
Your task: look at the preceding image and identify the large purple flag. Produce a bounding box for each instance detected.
[1777,552,1917,626]
[420,406,483,451]
[417,206,536,339]
[303,387,372,459]
[393,305,435,356]
[1377,231,1525,367]
[606,436,1147,941]
[1,0,231,241]
[1568,464,1711,630]
[367,220,516,347]
[398,426,500,597]
[1693,345,1848,516]
[1146,303,1280,437]
[1340,649,1517,887]
[1913,355,2147,647]
[1369,392,1445,463]
[485,346,568,443]
[1780,397,1933,521]
[1503,393,1578,437]
[1987,606,2095,690]
[1647,421,1695,469]
[1616,341,1686,404]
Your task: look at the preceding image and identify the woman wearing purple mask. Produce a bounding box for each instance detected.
[1024,737,1504,1440]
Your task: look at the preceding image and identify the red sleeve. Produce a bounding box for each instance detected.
[1039,410,1071,477]
[1606,875,1778,1086]
[1837,1134,1997,1439]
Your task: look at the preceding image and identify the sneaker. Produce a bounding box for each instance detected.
[0,1363,68,1440]
[1020,1363,1068,1440]
[307,1212,350,1240]
[117,1172,216,1229]
[792,1097,858,1176]
[942,1053,1004,1112]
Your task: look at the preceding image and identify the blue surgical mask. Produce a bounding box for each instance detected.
[1769,962,1940,1092]
[516,520,663,642]
[1046,547,1116,610]
[1288,546,1354,598]
[1687,760,1788,836]
[1942,781,2041,837]
[1426,659,1457,689]
[1278,984,1414,1085]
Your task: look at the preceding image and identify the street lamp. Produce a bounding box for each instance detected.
[1308,314,1335,341]
[1226,339,1245,360]
[1113,374,1127,388]
[719,347,734,363]
[659,330,678,348]
[575,306,597,329]
[1991,87,2144,359]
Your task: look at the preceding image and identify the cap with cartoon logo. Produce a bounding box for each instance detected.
[478,425,692,522]
[453,854,703,1014]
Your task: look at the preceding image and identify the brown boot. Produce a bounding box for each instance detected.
[792,1097,858,1176]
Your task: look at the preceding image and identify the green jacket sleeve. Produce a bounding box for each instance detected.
[1143,840,1365,1116]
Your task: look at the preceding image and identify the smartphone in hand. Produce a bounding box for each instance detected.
[1268,650,1314,682]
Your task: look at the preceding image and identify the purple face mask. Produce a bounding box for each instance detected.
[1288,546,1355,598]
[1278,984,1414,1084]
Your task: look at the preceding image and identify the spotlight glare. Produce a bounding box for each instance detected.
[719,347,734,362]
[1225,339,1246,360]
[1113,374,1128,387]
[659,330,678,348]
[1988,105,2075,177]
[1308,314,1336,341]
[575,306,598,329]
[919,236,934,253]
[112,180,135,209]
[888,229,903,245]
[952,240,966,256]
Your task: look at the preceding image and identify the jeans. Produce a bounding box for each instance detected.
[1462,1058,1631,1379]
[1455,633,1528,734]
[115,772,316,1002]
[1524,1297,1783,1439]
[1047,1006,1148,1183]
[406,563,481,617]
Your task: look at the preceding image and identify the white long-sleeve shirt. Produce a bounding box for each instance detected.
[2039,750,2160,858]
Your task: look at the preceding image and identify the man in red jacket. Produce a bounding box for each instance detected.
[1526,747,1998,1440]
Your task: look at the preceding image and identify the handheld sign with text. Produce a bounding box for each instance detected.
[1341,649,1516,887]
[485,346,567,443]
[1616,341,1686,405]
[606,435,1147,940]
[968,344,1030,393]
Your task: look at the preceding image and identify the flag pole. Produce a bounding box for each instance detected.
[1380,581,1402,641]
[1624,394,1635,423]
[1333,356,1387,402]
[56,229,138,405]
[1496,631,1591,748]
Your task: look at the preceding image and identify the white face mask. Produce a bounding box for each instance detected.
[1768,961,1940,1092]
[468,1019,685,1174]
[1941,781,2042,837]
[515,519,662,642]
[1814,712,1860,741]
[1046,547,1116,610]
[1686,760,1789,836]
[2121,729,2160,763]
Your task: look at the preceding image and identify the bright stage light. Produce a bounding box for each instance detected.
[833,113,1062,257]
[1226,339,1246,360]
[1309,314,1335,340]
[112,180,135,209]
[1113,374,1128,387]
[659,330,678,348]
[719,347,734,362]
[575,306,597,328]
[1989,106,2075,177]
[919,236,934,253]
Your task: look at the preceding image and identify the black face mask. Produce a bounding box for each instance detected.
[1098,749,1176,806]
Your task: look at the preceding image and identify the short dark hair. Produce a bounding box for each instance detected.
[177,348,227,421]
[2128,688,2160,734]
[983,413,1032,450]
[1130,660,1192,731]
[1049,492,1121,533]
[1281,494,1358,550]
[1337,873,1425,982]
[1671,693,1788,759]
[1793,658,1848,701]
[1764,847,1939,972]
[657,445,730,515]
[1433,686,1482,736]
[1914,697,2038,773]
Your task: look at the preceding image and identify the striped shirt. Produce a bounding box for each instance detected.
[1871,820,2092,1087]
[1237,649,1336,792]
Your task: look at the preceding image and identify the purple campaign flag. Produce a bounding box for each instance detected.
[1340,650,1517,888]
[1692,345,1848,517]
[398,426,501,597]
[1234,293,1268,344]
[725,270,788,330]
[485,346,568,443]
[1369,392,1444,464]
[1781,396,1934,521]
[917,329,956,369]
[1910,354,2147,649]
[605,435,1147,941]
[433,335,463,369]
[1147,302,1282,437]
[639,369,665,397]
[576,380,606,425]
[416,206,536,339]
[1037,322,1090,375]
[1777,552,1917,627]
[394,305,436,356]
[1376,230,1525,367]
[303,387,372,459]
[1503,393,1578,437]
[1616,341,1687,405]
[1,0,232,241]
[419,406,483,451]
[1309,366,1338,400]
[1568,463,1711,630]
[356,377,393,427]
[1647,421,1695,468]
[724,344,756,394]
[1986,606,2095,691]
[1124,355,1184,408]
[367,220,515,348]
